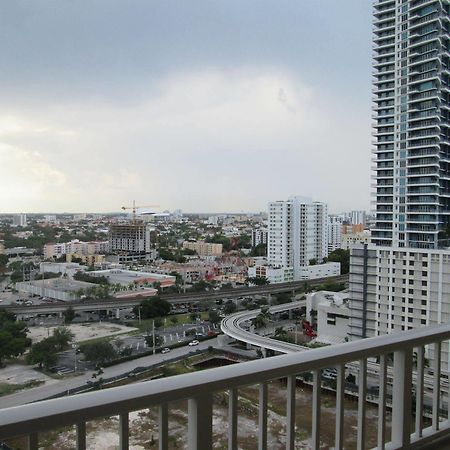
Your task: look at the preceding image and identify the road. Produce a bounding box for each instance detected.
[221,301,308,353]
[4,274,348,315]
[0,338,222,409]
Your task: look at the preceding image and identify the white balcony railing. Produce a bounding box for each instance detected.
[1,324,450,449]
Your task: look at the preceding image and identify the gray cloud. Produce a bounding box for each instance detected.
[0,1,373,213]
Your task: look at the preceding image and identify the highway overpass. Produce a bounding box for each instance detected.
[5,274,348,316]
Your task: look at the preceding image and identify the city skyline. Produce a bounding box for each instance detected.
[1,1,373,214]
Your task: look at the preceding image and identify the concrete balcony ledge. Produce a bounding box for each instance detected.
[1,324,450,449]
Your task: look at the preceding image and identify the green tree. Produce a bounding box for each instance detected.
[223,300,237,315]
[27,337,59,369]
[144,334,163,348]
[251,306,271,329]
[52,327,74,351]
[190,280,213,292]
[273,292,292,305]
[73,272,109,285]
[205,234,232,251]
[0,254,8,272]
[0,309,31,367]
[80,341,117,365]
[250,243,267,257]
[326,249,350,274]
[208,309,221,325]
[63,306,76,324]
[133,297,171,319]
[189,312,199,322]
[247,276,270,286]
[170,315,179,325]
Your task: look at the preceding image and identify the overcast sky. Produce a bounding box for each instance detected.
[0,1,373,214]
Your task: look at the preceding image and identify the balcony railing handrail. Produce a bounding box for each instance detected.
[2,323,450,443]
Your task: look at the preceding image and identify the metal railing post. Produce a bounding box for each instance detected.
[432,341,442,431]
[76,422,86,450]
[312,369,321,450]
[415,346,424,439]
[159,403,168,450]
[357,359,367,450]
[335,365,345,450]
[377,354,387,450]
[228,389,238,450]
[27,433,38,450]
[391,349,412,448]
[286,375,296,450]
[119,412,129,450]
[188,394,213,450]
[258,382,268,450]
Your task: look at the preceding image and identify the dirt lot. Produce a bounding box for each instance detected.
[27,322,138,344]
[7,383,386,450]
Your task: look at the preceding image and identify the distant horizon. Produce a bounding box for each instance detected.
[0,209,370,217]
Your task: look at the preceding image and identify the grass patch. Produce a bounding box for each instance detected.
[0,380,45,397]
[130,312,209,332]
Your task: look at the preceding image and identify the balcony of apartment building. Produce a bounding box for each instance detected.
[3,325,450,449]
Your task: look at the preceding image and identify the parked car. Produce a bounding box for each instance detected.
[161,348,171,354]
[322,368,338,380]
[188,340,199,347]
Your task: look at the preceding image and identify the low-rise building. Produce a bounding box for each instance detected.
[297,262,341,280]
[66,253,106,267]
[16,278,95,301]
[247,265,294,284]
[44,240,109,259]
[306,291,350,344]
[39,262,86,278]
[341,231,371,250]
[182,241,223,257]
[87,269,176,289]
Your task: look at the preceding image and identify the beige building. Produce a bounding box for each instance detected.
[182,241,223,257]
[341,231,371,250]
[66,253,106,266]
[44,240,109,259]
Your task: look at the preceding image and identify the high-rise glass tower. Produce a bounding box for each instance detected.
[372,0,450,249]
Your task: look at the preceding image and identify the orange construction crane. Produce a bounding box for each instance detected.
[121,200,160,223]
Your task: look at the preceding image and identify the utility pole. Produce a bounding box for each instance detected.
[138,306,141,325]
[152,320,156,355]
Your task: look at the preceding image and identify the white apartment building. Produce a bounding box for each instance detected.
[327,216,342,253]
[351,210,366,226]
[268,196,328,281]
[297,262,340,280]
[349,245,450,370]
[251,228,268,247]
[43,215,57,223]
[12,214,27,227]
[247,264,293,284]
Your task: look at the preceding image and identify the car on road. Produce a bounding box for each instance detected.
[188,340,199,346]
[161,348,171,354]
[322,368,338,380]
